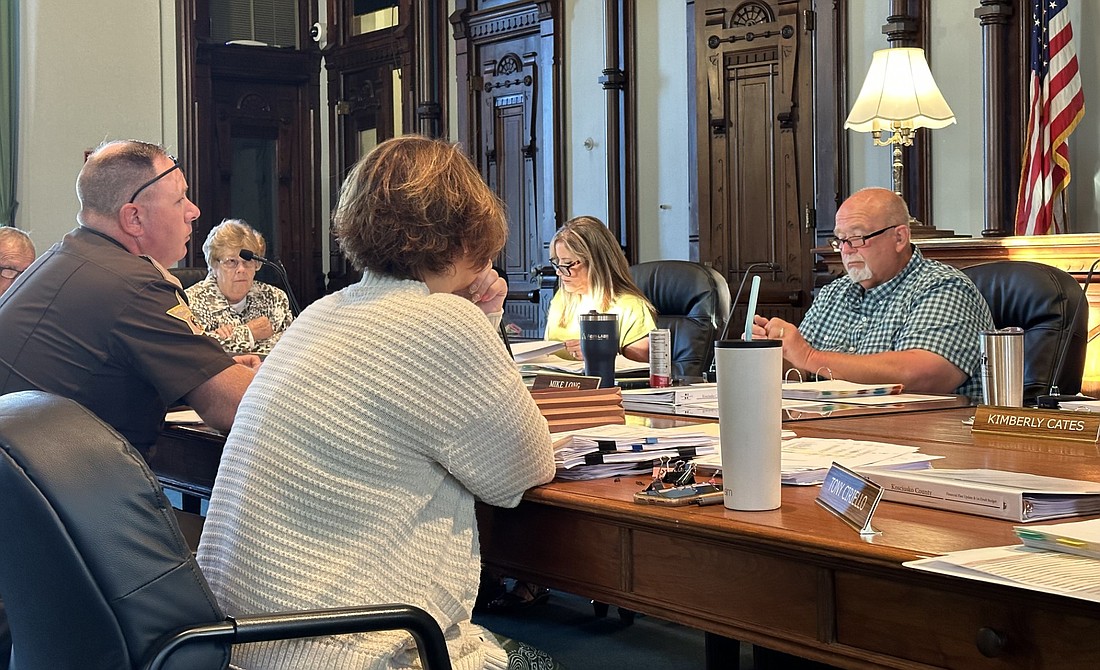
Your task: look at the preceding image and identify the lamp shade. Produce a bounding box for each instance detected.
[844,47,956,133]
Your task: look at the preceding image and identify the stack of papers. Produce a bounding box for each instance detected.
[552,423,720,473]
[1015,518,1100,559]
[907,518,1100,603]
[905,545,1100,603]
[782,379,903,400]
[621,384,719,416]
[511,339,566,362]
[693,436,938,486]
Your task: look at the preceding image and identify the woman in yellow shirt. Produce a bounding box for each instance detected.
[545,216,656,362]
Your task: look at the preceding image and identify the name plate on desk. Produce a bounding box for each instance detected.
[817,463,883,536]
[972,406,1100,443]
[531,373,601,391]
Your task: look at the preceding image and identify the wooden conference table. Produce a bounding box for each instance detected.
[153,402,1100,669]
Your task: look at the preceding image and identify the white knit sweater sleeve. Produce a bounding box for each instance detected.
[413,294,554,507]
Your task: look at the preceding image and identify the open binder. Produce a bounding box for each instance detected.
[782,379,903,400]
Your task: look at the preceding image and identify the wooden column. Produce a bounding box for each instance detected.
[599,0,624,246]
[974,0,1017,237]
[882,0,933,231]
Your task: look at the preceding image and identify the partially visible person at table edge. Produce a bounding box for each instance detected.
[0,227,36,296]
[197,135,560,669]
[546,215,656,362]
[186,218,293,355]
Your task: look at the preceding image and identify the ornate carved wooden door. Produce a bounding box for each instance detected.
[455,2,558,339]
[697,0,815,329]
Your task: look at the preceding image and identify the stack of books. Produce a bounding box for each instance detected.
[530,386,625,433]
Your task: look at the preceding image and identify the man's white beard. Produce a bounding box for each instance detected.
[845,255,873,283]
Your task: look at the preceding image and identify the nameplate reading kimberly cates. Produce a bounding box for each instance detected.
[972,406,1100,443]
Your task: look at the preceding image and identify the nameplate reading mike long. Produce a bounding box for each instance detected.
[972,406,1100,443]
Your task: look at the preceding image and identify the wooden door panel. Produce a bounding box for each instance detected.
[699,0,813,331]
[476,43,550,338]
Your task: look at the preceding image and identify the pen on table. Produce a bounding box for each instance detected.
[743,275,761,341]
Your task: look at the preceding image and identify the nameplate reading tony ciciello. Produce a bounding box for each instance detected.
[817,463,884,536]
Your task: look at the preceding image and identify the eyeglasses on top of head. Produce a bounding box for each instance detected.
[828,224,901,251]
[550,259,584,276]
[218,257,261,271]
[0,267,24,280]
[128,155,180,204]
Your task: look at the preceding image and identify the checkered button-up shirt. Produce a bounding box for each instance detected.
[799,247,994,402]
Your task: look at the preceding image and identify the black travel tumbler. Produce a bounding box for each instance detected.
[579,311,620,388]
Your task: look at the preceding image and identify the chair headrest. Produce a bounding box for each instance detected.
[629,261,732,328]
[0,391,228,670]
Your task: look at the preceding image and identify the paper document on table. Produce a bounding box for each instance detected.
[165,409,203,424]
[1015,518,1100,560]
[905,545,1100,603]
[511,339,566,362]
[1058,399,1100,412]
[692,436,934,485]
[519,354,648,375]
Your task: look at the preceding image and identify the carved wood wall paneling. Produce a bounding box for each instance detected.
[698,0,814,331]
[455,1,559,338]
[812,0,844,247]
[179,0,324,305]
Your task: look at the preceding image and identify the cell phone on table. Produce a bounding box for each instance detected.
[632,483,723,506]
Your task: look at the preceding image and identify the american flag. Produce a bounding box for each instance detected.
[1014,0,1085,235]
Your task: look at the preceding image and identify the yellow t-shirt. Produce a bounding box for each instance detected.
[545,291,656,357]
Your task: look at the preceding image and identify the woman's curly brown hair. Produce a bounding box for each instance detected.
[333,135,507,280]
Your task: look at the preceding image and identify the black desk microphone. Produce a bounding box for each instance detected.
[1036,258,1099,408]
[239,249,302,316]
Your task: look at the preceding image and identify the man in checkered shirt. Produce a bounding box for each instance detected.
[752,187,994,402]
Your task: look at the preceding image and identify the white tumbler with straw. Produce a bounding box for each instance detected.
[715,339,783,511]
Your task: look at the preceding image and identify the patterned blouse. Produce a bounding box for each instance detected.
[185,275,294,355]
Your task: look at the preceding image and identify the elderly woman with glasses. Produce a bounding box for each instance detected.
[185,219,293,355]
[545,215,656,362]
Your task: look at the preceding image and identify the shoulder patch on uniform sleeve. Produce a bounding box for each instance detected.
[167,294,205,335]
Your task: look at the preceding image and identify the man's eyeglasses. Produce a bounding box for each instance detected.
[128,156,181,204]
[828,224,901,251]
[0,267,24,280]
[550,259,584,277]
[219,257,261,271]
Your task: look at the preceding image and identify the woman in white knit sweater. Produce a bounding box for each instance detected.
[196,136,558,670]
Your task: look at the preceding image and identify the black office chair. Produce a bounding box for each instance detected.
[0,391,452,670]
[629,261,732,379]
[962,261,1088,403]
[168,266,208,289]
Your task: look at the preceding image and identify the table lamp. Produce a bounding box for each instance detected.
[844,47,955,231]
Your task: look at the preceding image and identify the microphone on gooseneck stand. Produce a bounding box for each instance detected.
[707,262,780,381]
[1036,258,1100,409]
[239,249,302,317]
[718,262,781,342]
